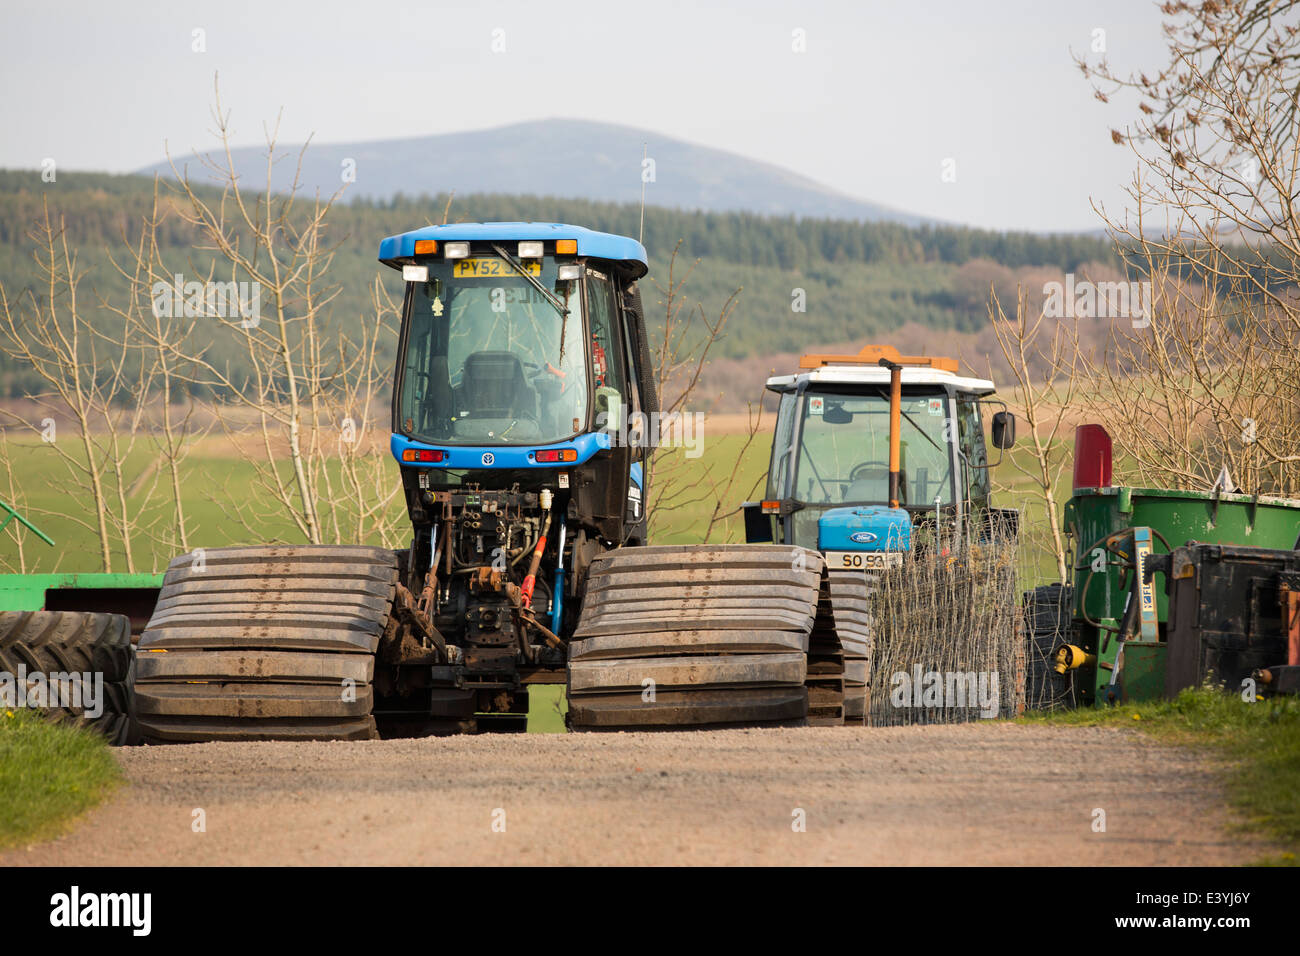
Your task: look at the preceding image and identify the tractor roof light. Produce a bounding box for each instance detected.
[402,264,429,282]
[443,241,470,259]
[557,263,582,280]
[555,239,578,255]
[413,239,438,255]
[518,241,544,259]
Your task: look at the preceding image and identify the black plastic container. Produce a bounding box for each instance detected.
[1165,542,1299,697]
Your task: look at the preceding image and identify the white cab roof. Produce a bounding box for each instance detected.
[766,364,997,395]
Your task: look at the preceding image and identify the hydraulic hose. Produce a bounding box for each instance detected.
[551,520,568,635]
[521,491,553,610]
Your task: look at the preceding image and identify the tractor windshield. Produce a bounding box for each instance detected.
[790,389,955,508]
[397,256,588,444]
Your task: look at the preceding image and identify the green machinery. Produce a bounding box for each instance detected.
[1045,425,1300,705]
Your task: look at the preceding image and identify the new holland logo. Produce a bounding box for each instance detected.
[481,453,495,466]
[849,531,878,544]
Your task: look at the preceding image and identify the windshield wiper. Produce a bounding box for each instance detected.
[866,386,948,456]
[489,243,569,317]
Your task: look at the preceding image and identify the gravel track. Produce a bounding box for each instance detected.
[4,722,1263,866]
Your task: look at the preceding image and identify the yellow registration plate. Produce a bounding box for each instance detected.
[452,257,541,279]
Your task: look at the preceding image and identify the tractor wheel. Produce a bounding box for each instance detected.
[0,610,137,745]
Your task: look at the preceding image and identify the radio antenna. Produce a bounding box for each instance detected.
[639,142,647,245]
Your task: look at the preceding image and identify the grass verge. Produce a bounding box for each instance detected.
[1021,687,1300,865]
[0,708,122,849]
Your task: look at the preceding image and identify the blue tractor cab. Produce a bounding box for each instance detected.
[377,222,660,726]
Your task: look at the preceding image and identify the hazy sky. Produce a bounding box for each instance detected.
[0,0,1170,232]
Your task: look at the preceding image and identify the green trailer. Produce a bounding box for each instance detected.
[0,572,163,634]
[1063,486,1300,704]
[1041,424,1300,705]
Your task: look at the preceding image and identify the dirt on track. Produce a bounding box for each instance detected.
[3,722,1264,866]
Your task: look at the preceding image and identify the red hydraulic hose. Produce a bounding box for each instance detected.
[520,511,552,609]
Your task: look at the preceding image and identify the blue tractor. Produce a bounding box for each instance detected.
[135,222,826,741]
[738,346,1019,719]
[376,223,658,731]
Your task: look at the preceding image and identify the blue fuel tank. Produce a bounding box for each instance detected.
[817,505,912,553]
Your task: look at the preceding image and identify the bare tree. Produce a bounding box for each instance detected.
[987,287,1078,582]
[0,87,411,571]
[0,427,38,573]
[642,242,762,543]
[156,83,404,548]
[102,178,209,557]
[0,200,149,571]
[1078,0,1300,494]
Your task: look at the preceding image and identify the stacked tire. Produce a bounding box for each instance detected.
[1023,584,1074,711]
[0,611,136,745]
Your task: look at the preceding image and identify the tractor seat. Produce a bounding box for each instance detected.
[459,351,534,420]
[843,468,906,505]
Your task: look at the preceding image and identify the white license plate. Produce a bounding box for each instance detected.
[825,551,903,571]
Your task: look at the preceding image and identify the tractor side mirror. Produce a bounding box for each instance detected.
[991,411,1016,449]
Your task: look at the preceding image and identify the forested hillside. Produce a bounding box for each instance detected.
[0,170,1118,407]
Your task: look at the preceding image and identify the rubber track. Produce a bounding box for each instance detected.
[136,545,397,743]
[569,545,820,728]
[0,611,136,745]
[810,569,880,724]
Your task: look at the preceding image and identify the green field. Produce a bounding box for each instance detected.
[2,424,1075,590]
[2,435,411,573]
[648,432,772,545]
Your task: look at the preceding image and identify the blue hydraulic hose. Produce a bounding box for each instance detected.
[550,521,567,634]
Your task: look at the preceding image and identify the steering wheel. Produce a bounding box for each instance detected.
[848,461,890,481]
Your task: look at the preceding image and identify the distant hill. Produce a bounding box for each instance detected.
[137,118,931,226]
